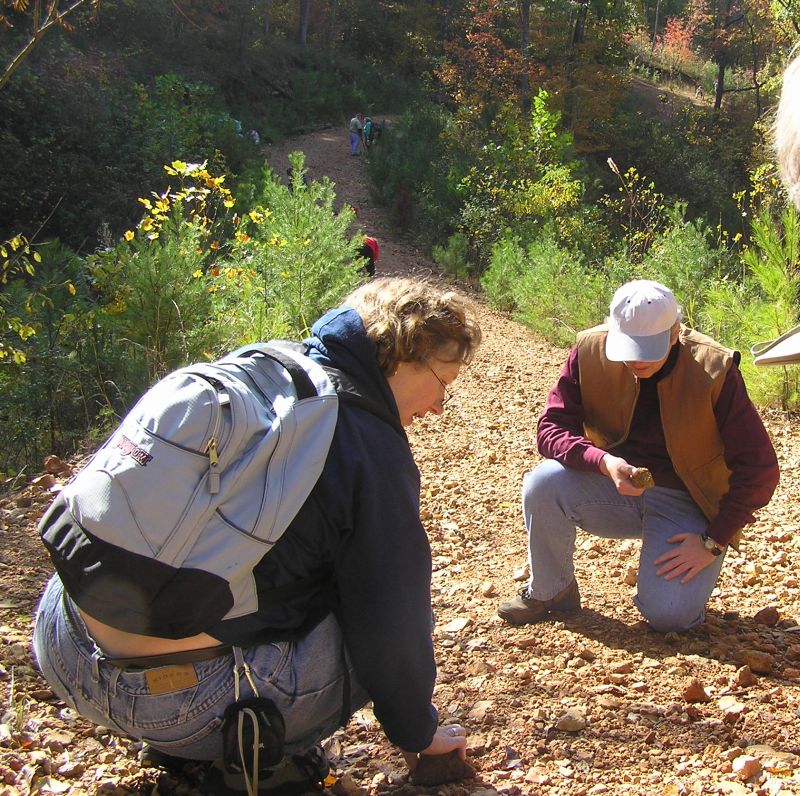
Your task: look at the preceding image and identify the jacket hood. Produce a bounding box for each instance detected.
[306,307,399,416]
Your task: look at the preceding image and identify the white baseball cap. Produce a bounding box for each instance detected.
[606,280,679,362]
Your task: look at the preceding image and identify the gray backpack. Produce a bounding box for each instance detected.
[39,341,399,627]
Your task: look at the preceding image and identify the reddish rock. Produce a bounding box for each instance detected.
[682,677,711,703]
[410,751,476,786]
[753,606,780,626]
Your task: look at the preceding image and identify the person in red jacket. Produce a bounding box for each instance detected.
[499,279,779,633]
[358,236,380,277]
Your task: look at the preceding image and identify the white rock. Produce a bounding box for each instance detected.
[732,754,762,781]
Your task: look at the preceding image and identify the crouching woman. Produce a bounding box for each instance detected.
[33,277,481,793]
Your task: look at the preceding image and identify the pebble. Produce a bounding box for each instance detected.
[731,754,761,781]
[739,649,774,674]
[735,665,758,687]
[681,677,711,703]
[753,605,779,626]
[554,709,587,732]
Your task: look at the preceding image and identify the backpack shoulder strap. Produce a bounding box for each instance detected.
[225,341,317,400]
[238,339,404,435]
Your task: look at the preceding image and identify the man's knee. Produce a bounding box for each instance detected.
[635,596,703,634]
[522,460,563,506]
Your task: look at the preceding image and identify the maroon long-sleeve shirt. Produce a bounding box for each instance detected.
[537,345,779,547]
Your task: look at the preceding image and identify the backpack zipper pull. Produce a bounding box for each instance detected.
[206,437,220,494]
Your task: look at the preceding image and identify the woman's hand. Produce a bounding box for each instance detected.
[401,724,468,772]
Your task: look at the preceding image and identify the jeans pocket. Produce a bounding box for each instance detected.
[242,640,295,699]
[140,715,225,760]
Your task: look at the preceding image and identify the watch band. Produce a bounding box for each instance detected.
[701,533,724,556]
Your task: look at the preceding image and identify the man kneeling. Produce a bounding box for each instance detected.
[499,279,779,633]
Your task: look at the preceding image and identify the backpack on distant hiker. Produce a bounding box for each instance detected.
[38,341,401,637]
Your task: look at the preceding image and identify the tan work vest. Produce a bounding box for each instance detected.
[575,324,735,522]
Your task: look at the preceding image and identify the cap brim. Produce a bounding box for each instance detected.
[752,326,800,366]
[606,328,672,362]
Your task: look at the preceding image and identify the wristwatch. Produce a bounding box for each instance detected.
[701,533,725,556]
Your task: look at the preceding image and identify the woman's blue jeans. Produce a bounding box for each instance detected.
[33,575,369,760]
[523,460,725,632]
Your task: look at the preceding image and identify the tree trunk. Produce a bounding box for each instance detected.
[564,0,589,130]
[748,24,761,118]
[298,0,310,46]
[328,0,337,49]
[571,0,588,48]
[519,0,531,118]
[651,0,660,50]
[264,0,271,37]
[713,58,725,111]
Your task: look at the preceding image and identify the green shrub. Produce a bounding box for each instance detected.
[212,152,362,342]
[365,102,461,240]
[511,230,610,348]
[637,208,731,327]
[433,233,472,281]
[0,241,114,477]
[480,232,527,313]
[702,204,800,409]
[88,162,228,384]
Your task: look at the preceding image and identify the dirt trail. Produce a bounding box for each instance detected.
[1,125,799,796]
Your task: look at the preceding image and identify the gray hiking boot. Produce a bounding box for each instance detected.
[497,579,581,625]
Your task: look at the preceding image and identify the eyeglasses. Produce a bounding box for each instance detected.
[425,361,453,406]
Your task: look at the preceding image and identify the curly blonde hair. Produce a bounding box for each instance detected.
[344,277,482,375]
[776,53,800,209]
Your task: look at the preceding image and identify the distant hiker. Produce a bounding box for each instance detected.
[348,112,364,156]
[363,116,374,148]
[694,84,705,100]
[33,277,481,792]
[358,235,380,276]
[498,279,779,633]
[249,128,261,145]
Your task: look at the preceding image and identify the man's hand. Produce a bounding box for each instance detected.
[402,724,468,772]
[600,454,647,496]
[654,533,719,583]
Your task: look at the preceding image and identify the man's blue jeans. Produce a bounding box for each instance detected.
[33,575,369,760]
[523,460,725,632]
[349,130,361,154]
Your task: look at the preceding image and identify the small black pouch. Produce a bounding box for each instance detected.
[221,696,286,776]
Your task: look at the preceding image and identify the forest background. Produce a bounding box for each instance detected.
[1,0,800,484]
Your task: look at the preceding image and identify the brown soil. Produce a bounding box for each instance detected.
[1,124,799,796]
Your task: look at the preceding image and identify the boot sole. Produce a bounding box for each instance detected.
[498,602,582,626]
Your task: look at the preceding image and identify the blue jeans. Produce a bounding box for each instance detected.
[33,575,369,760]
[523,460,725,632]
[349,130,361,154]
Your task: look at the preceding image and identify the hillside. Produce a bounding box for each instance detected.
[0,125,799,796]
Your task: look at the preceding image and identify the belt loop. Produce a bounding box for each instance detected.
[90,647,102,684]
[108,665,121,698]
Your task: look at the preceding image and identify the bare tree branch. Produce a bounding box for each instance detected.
[1,0,97,91]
